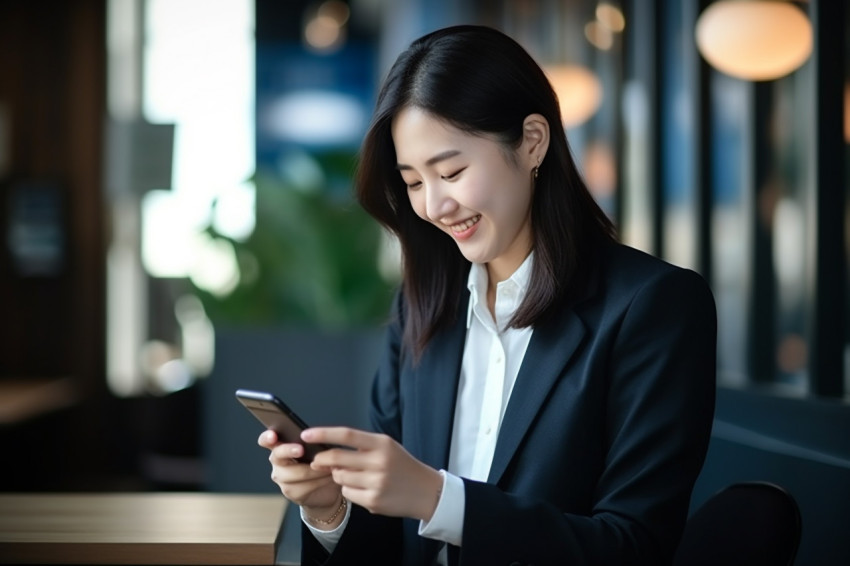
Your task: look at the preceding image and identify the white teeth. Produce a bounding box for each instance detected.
[449,215,481,233]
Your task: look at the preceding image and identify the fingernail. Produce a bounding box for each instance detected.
[301,429,314,441]
[290,446,300,456]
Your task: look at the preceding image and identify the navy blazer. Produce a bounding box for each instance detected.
[302,242,717,566]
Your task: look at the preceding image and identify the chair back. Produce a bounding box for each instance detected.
[672,481,802,566]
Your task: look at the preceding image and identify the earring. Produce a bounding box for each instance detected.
[533,158,541,180]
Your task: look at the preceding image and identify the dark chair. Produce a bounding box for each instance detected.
[672,481,802,566]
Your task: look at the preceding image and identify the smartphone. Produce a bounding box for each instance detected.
[235,388,327,463]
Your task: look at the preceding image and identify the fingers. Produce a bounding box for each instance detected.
[257,430,278,448]
[306,429,390,472]
[267,444,334,504]
[256,428,343,510]
[273,469,335,500]
[258,430,308,462]
[329,466,375,491]
[302,426,386,450]
[311,445,383,474]
[269,442,307,463]
[272,465,339,508]
[300,428,442,521]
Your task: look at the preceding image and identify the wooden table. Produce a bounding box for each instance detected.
[0,493,287,564]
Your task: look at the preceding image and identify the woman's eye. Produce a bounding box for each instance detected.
[442,168,465,181]
[405,180,422,190]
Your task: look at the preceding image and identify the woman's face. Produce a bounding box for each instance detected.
[391,106,537,282]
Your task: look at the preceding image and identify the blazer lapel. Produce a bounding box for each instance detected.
[412,293,469,471]
[487,305,587,484]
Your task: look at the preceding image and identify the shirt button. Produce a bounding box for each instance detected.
[485,426,492,435]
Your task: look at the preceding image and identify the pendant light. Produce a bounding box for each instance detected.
[695,1,813,81]
[545,65,604,129]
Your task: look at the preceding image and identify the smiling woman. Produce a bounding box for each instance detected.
[392,106,544,285]
[356,25,618,359]
[255,25,717,566]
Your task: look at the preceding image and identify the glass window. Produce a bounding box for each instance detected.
[142,0,255,290]
[660,0,698,270]
[620,3,654,253]
[710,73,751,387]
[106,0,254,396]
[769,67,815,394]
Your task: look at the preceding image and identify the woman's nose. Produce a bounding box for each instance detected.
[424,182,457,222]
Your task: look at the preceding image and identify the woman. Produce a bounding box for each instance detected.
[258,25,716,566]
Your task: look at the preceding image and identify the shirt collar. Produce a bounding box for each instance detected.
[466,252,534,329]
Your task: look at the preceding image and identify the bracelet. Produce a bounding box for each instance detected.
[307,496,347,527]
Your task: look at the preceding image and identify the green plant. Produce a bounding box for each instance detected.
[193,160,395,328]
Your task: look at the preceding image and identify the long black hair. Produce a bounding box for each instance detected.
[356,25,616,359]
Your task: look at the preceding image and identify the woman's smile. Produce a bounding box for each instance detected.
[446,214,482,238]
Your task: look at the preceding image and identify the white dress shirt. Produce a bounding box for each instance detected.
[304,254,535,559]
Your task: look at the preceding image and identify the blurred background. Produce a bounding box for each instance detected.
[0,0,847,563]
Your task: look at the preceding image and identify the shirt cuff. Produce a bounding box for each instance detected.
[301,500,352,554]
[418,470,464,547]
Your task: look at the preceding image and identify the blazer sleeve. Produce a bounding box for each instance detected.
[460,267,717,566]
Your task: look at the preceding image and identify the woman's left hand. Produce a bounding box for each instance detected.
[302,427,443,522]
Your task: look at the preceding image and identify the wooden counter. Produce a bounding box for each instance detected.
[0,492,287,564]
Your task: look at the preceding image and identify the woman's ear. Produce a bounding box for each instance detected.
[522,113,550,167]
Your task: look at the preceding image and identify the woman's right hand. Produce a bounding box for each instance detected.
[258,430,342,518]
